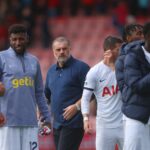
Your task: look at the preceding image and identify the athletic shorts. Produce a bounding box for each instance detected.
[0,127,38,150]
[96,125,124,150]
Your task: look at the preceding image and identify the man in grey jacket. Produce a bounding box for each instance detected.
[0,24,51,150]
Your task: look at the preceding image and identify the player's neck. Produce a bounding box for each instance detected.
[103,60,115,70]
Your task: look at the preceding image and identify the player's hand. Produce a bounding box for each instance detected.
[103,50,115,70]
[39,126,51,136]
[41,121,51,129]
[39,121,51,136]
[84,119,93,134]
[63,104,78,120]
[103,50,113,63]
[0,82,5,96]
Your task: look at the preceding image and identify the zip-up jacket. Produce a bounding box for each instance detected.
[115,40,144,93]
[122,42,150,124]
[0,47,51,127]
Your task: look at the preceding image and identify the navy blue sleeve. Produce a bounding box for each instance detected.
[115,55,125,92]
[124,52,150,94]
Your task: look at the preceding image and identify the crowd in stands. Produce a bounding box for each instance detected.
[0,0,149,51]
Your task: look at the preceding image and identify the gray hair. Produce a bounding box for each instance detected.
[52,36,71,49]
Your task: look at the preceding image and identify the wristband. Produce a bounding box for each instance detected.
[83,116,89,121]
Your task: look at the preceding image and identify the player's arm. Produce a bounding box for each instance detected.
[81,68,96,134]
[35,61,51,128]
[81,88,93,134]
[0,55,6,126]
[0,57,5,96]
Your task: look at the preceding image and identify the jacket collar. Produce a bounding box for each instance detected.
[55,55,74,70]
[124,40,144,55]
[8,47,27,56]
[131,43,150,67]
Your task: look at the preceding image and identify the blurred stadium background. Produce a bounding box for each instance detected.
[1,0,150,149]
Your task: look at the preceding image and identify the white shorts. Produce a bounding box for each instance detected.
[96,125,124,150]
[0,127,39,150]
[123,116,150,150]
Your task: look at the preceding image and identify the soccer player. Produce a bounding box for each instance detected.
[0,24,51,150]
[44,36,90,150]
[122,22,150,150]
[81,36,123,150]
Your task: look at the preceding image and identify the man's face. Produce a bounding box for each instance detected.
[127,28,144,42]
[9,33,28,54]
[111,43,122,61]
[52,41,70,65]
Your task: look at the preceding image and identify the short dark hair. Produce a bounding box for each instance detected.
[8,24,28,35]
[122,24,143,42]
[103,36,123,51]
[143,22,150,38]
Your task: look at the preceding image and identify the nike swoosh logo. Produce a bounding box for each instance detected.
[99,79,105,82]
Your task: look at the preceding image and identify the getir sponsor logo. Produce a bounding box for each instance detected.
[102,85,119,97]
[12,77,34,88]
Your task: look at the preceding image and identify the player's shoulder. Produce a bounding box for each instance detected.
[26,52,40,62]
[0,48,11,56]
[124,40,144,54]
[91,61,105,70]
[88,61,103,75]
[26,52,37,59]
